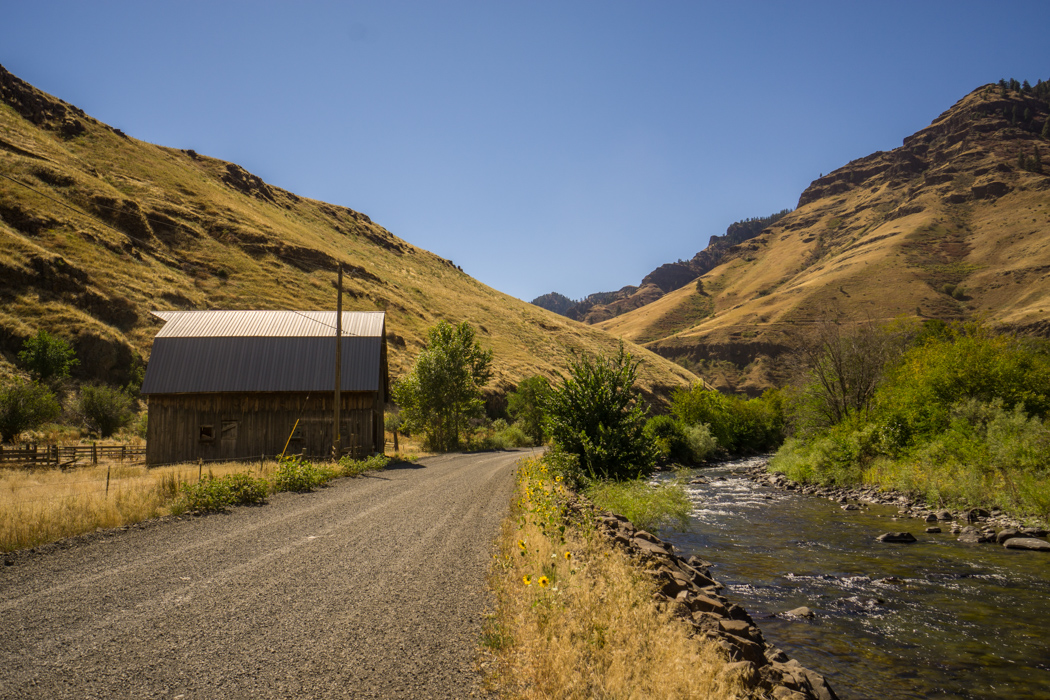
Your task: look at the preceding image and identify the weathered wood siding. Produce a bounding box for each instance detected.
[146,392,382,465]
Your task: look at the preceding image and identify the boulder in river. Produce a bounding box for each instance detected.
[1003,538,1050,551]
[841,504,861,511]
[925,526,942,534]
[876,532,917,543]
[936,510,953,521]
[1022,527,1050,537]
[996,529,1027,544]
[784,606,815,618]
[966,508,991,523]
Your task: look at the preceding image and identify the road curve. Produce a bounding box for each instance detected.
[0,449,526,699]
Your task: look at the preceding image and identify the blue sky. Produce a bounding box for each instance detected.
[3,2,1049,301]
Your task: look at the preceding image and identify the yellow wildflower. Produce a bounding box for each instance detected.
[564,551,572,560]
[523,575,532,586]
[538,576,550,588]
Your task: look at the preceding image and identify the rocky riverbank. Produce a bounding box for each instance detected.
[742,463,1050,553]
[564,494,839,700]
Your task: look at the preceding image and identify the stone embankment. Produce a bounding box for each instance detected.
[746,465,1050,552]
[564,496,839,700]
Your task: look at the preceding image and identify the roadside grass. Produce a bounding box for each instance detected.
[0,454,398,553]
[583,476,692,534]
[482,456,741,700]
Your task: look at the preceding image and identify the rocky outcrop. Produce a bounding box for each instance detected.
[565,495,839,700]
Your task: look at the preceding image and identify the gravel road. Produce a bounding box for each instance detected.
[0,449,526,699]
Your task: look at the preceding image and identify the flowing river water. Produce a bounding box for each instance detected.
[658,457,1050,700]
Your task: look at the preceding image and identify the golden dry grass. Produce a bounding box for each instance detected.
[482,457,743,700]
[0,459,276,552]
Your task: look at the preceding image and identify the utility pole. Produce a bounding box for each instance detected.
[334,264,342,460]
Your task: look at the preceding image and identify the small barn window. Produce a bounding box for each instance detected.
[290,425,303,441]
[199,425,215,442]
[222,420,238,442]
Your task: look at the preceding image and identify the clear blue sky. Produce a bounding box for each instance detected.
[3,1,1048,302]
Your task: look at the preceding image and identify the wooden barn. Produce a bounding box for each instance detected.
[141,310,388,465]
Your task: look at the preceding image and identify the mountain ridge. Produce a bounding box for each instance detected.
[0,64,698,402]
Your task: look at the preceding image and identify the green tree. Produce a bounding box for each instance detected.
[1042,118,1050,139]
[391,320,493,451]
[507,375,550,445]
[79,385,135,438]
[544,342,655,481]
[17,330,78,382]
[0,379,61,443]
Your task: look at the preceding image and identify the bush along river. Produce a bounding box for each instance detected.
[658,457,1050,700]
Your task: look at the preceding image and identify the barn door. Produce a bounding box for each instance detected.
[221,420,239,459]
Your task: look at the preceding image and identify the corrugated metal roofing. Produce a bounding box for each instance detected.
[152,310,386,338]
[141,310,385,395]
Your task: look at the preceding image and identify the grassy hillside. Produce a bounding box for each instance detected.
[0,65,697,401]
[600,81,1050,394]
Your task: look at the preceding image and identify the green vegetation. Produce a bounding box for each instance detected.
[507,375,550,444]
[78,384,135,438]
[18,330,79,383]
[671,384,785,454]
[584,477,692,534]
[0,379,62,443]
[544,343,655,481]
[174,471,270,513]
[273,455,340,492]
[392,320,493,451]
[643,414,718,464]
[772,321,1050,519]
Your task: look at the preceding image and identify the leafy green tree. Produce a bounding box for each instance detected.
[391,320,493,451]
[0,379,61,443]
[18,330,78,382]
[79,385,135,438]
[544,342,655,481]
[1042,118,1050,139]
[507,375,550,445]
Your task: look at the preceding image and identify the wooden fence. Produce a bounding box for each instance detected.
[0,444,147,469]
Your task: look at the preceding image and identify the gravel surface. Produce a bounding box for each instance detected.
[0,449,525,699]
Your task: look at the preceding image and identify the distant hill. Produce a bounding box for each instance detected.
[532,209,791,325]
[599,78,1050,394]
[0,65,698,402]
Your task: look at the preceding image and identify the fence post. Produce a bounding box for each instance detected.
[106,463,111,497]
[92,442,98,466]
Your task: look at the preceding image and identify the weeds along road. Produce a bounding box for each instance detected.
[0,449,526,700]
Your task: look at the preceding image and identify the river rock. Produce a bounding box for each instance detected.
[925,526,941,533]
[966,508,991,523]
[936,510,953,521]
[877,532,917,543]
[1022,527,1050,537]
[958,531,994,543]
[996,529,1027,544]
[924,513,939,522]
[841,504,861,511]
[1003,537,1050,551]
[784,606,815,618]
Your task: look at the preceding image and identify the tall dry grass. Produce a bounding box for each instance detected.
[482,457,743,699]
[0,460,277,553]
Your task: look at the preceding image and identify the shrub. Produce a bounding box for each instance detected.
[18,329,78,383]
[644,415,692,464]
[273,456,337,492]
[507,375,551,445]
[339,453,392,477]
[682,423,719,462]
[671,385,785,454]
[173,472,270,513]
[0,379,62,443]
[79,385,135,438]
[545,343,656,481]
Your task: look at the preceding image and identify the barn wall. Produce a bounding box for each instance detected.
[146,392,382,465]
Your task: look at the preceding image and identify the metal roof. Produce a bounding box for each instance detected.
[152,310,386,338]
[142,310,386,395]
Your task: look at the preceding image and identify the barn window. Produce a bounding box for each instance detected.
[199,425,215,442]
[222,420,238,441]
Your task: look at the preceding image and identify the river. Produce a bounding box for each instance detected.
[659,457,1050,700]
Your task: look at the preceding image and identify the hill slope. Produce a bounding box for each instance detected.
[599,81,1050,394]
[0,65,697,401]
